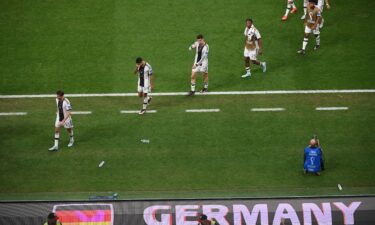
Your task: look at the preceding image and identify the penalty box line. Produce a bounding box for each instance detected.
[0,89,375,98]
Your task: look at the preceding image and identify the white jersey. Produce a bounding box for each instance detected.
[244,25,261,50]
[137,62,153,93]
[192,42,209,65]
[56,98,72,121]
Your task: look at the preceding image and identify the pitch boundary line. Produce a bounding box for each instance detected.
[1,89,375,98]
[316,107,349,111]
[120,110,157,114]
[251,108,285,112]
[0,112,27,116]
[185,109,220,113]
[71,111,92,115]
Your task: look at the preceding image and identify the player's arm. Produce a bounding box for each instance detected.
[257,38,263,55]
[189,42,197,51]
[134,64,140,75]
[60,111,71,125]
[325,0,330,9]
[312,11,322,29]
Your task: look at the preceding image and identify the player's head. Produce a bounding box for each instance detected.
[47,212,58,223]
[56,90,64,101]
[309,139,317,147]
[246,18,253,28]
[198,214,208,221]
[196,34,205,44]
[136,57,144,66]
[308,0,317,8]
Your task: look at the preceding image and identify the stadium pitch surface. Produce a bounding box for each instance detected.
[0,0,375,200]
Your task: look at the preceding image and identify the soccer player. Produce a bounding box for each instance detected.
[242,18,266,78]
[135,57,153,114]
[44,213,62,225]
[297,0,322,55]
[188,34,209,96]
[49,90,74,151]
[282,0,298,21]
[303,138,324,175]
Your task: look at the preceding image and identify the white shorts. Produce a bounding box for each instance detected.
[137,78,151,94]
[305,25,320,35]
[55,116,73,128]
[192,63,208,73]
[244,48,258,60]
[138,85,151,94]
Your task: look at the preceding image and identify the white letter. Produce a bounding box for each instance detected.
[202,205,230,225]
[333,202,361,225]
[273,203,301,225]
[302,203,332,225]
[144,205,172,225]
[175,205,199,225]
[233,204,268,225]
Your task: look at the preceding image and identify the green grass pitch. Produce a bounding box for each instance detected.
[0,0,375,200]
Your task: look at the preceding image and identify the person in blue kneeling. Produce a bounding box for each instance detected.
[304,136,325,176]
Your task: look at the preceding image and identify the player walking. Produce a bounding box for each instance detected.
[188,34,209,96]
[282,0,298,21]
[49,90,74,151]
[242,18,266,78]
[297,0,322,55]
[135,57,153,115]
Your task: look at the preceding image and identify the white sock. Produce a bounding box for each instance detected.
[204,82,208,89]
[302,38,308,50]
[191,83,196,92]
[142,97,148,110]
[54,133,60,147]
[246,67,251,74]
[315,35,320,46]
[69,130,74,142]
[285,7,291,16]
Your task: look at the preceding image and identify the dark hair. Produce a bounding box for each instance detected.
[56,90,64,96]
[48,212,57,219]
[196,34,204,39]
[246,18,253,23]
[136,57,143,64]
[199,214,207,220]
[308,0,317,4]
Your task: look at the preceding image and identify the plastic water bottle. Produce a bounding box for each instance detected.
[141,139,150,144]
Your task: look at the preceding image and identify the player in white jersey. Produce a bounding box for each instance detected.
[242,18,266,78]
[282,0,298,21]
[135,57,153,115]
[188,34,209,96]
[49,90,74,151]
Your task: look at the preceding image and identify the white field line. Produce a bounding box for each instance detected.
[0,112,27,116]
[120,110,157,114]
[0,89,374,98]
[316,107,349,111]
[185,109,220,113]
[251,108,285,112]
[71,111,92,115]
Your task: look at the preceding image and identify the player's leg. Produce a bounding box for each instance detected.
[242,56,251,78]
[283,0,297,21]
[139,92,149,115]
[188,68,197,96]
[201,72,209,93]
[313,27,321,50]
[298,27,311,54]
[67,127,74,147]
[49,123,61,151]
[301,0,308,19]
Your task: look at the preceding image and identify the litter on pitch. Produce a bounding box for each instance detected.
[141,139,150,144]
[99,161,105,167]
[338,184,343,191]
